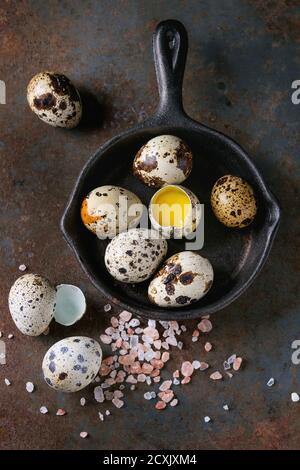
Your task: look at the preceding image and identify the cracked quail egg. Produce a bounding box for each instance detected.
[211,175,257,228]
[133,135,193,187]
[8,274,56,336]
[8,274,87,335]
[105,228,168,283]
[81,185,143,239]
[27,72,82,128]
[42,336,102,393]
[148,251,214,308]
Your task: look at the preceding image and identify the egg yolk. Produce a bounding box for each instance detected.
[152,186,191,228]
[80,198,100,225]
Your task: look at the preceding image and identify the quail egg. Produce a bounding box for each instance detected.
[8,274,56,336]
[27,72,82,128]
[105,228,168,283]
[211,175,257,228]
[42,336,102,392]
[149,184,201,238]
[81,186,143,239]
[133,135,193,187]
[148,251,214,308]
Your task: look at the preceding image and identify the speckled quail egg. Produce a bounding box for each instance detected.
[149,184,201,238]
[148,251,214,308]
[133,135,193,187]
[211,175,257,228]
[81,186,143,239]
[8,274,56,336]
[42,336,102,393]
[105,228,168,283]
[27,72,82,128]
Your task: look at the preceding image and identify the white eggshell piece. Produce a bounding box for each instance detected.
[148,251,214,308]
[54,284,86,326]
[27,72,82,128]
[105,228,168,283]
[42,336,102,393]
[8,274,56,336]
[81,185,143,239]
[133,135,193,187]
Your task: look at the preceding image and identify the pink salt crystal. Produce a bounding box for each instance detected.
[111,316,119,327]
[181,361,194,377]
[137,374,146,382]
[169,321,179,331]
[158,390,174,403]
[166,336,177,346]
[130,362,142,374]
[100,334,112,344]
[192,329,199,337]
[56,408,66,416]
[233,357,243,371]
[197,319,212,333]
[113,390,124,399]
[159,380,172,391]
[116,370,126,383]
[112,397,124,408]
[155,401,167,410]
[126,375,137,384]
[105,327,115,335]
[170,398,178,407]
[161,352,170,363]
[204,342,212,352]
[127,327,134,335]
[80,432,88,439]
[119,354,135,366]
[153,376,161,383]
[161,341,169,350]
[150,368,160,378]
[210,371,223,380]
[181,376,191,385]
[154,351,161,359]
[103,356,115,366]
[154,340,161,350]
[143,327,159,340]
[173,370,180,378]
[105,378,116,386]
[142,363,154,374]
[150,359,164,369]
[119,310,132,322]
[115,338,122,348]
[99,364,111,377]
[199,362,209,371]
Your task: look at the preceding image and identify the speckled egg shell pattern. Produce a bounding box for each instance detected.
[42,336,102,393]
[105,228,168,283]
[148,251,214,308]
[133,135,193,187]
[82,186,143,238]
[211,175,257,228]
[8,274,56,336]
[27,72,82,128]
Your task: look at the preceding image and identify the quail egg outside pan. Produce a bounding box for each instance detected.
[61,19,280,321]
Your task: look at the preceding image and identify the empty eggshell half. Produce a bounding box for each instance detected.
[54,284,86,326]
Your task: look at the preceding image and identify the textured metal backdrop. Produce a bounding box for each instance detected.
[0,0,300,450]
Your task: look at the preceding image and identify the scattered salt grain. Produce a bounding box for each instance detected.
[130,385,136,391]
[173,378,180,385]
[80,397,86,406]
[199,362,209,371]
[223,361,231,370]
[100,334,112,345]
[80,432,88,439]
[198,319,212,333]
[233,357,243,371]
[181,376,191,385]
[119,310,132,322]
[137,374,146,383]
[177,341,183,350]
[105,410,110,416]
[166,336,177,346]
[18,264,27,272]
[291,392,300,402]
[204,416,211,423]
[181,325,187,332]
[144,392,152,400]
[104,304,112,312]
[173,370,180,378]
[155,401,166,410]
[129,318,140,328]
[192,337,198,343]
[94,386,105,403]
[192,360,201,370]
[170,398,178,407]
[204,342,212,352]
[112,397,124,408]
[181,361,194,377]
[161,352,170,363]
[150,391,156,398]
[56,408,66,416]
[26,382,34,393]
[227,354,237,365]
[40,406,48,414]
[267,378,275,387]
[223,404,229,411]
[7,334,14,339]
[210,371,223,380]
[99,412,104,421]
[159,380,172,391]
[4,378,11,386]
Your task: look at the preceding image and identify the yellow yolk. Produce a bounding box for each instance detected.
[80,198,100,226]
[152,186,191,228]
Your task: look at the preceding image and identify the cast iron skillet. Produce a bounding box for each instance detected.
[61,19,280,321]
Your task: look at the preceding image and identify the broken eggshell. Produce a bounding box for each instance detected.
[42,336,102,392]
[27,72,82,128]
[8,274,86,335]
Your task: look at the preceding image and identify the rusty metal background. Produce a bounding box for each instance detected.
[0,0,300,450]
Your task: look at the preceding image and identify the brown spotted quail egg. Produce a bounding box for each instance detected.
[81,186,143,239]
[27,72,82,128]
[133,135,193,187]
[211,175,257,228]
[8,274,56,336]
[105,228,168,283]
[42,336,102,392]
[148,251,214,308]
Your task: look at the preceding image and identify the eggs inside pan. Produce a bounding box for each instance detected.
[133,135,193,187]
[81,186,143,239]
[211,175,257,228]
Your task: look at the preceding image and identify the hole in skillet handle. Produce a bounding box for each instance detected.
[153,19,188,117]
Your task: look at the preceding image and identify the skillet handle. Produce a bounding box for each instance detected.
[153,19,188,119]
